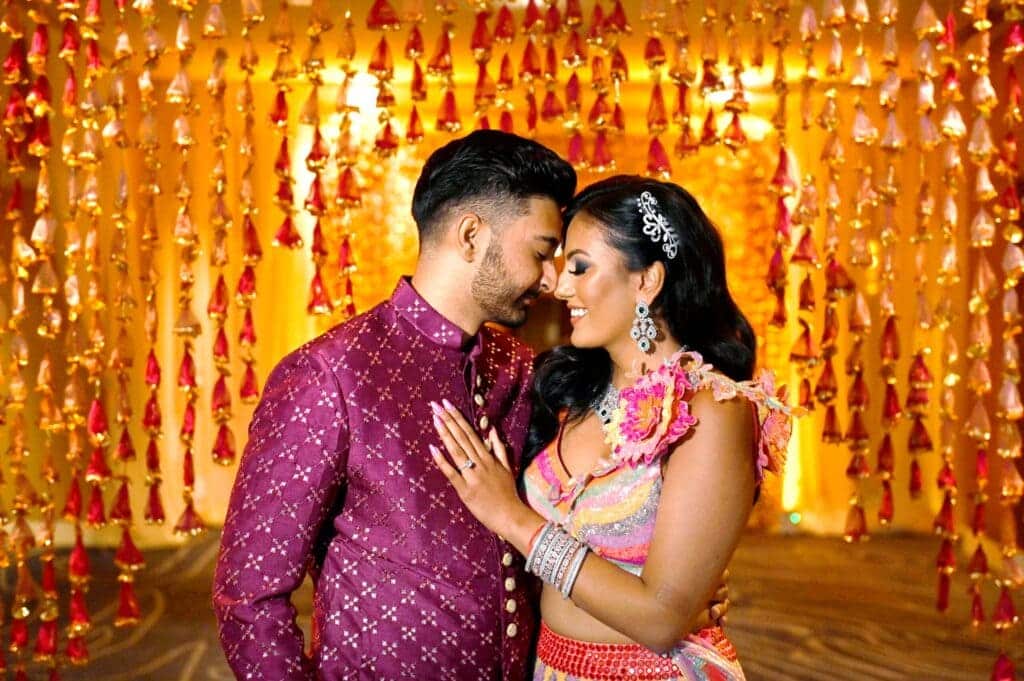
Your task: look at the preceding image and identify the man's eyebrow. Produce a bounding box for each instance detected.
[535,236,560,248]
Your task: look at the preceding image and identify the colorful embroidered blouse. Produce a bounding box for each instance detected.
[523,349,799,575]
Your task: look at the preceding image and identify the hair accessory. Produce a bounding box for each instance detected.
[637,190,679,259]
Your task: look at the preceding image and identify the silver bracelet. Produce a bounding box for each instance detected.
[559,543,589,598]
[526,522,589,594]
[525,523,556,573]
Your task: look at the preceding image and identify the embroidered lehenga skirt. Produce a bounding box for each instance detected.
[532,622,746,681]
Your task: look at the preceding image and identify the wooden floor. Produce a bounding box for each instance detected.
[19,532,1016,680]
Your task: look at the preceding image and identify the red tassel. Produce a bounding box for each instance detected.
[811,360,835,403]
[932,492,956,536]
[909,457,924,497]
[173,498,206,537]
[85,445,111,482]
[908,417,933,453]
[972,497,987,536]
[115,527,145,572]
[843,502,867,542]
[213,423,236,465]
[207,275,228,320]
[115,579,141,627]
[86,482,106,526]
[87,397,109,444]
[822,405,843,443]
[976,447,990,487]
[307,267,333,315]
[405,107,424,145]
[993,586,1019,631]
[66,635,88,665]
[845,452,870,480]
[242,214,263,263]
[178,350,197,391]
[936,572,951,613]
[213,327,230,366]
[241,363,260,403]
[878,480,894,525]
[937,460,957,490]
[142,394,161,434]
[144,441,158,476]
[69,588,91,634]
[180,403,196,443]
[236,266,257,305]
[33,619,57,662]
[145,481,165,524]
[936,538,955,575]
[69,530,90,583]
[436,89,461,133]
[494,4,516,43]
[971,584,985,626]
[567,130,586,169]
[63,473,82,520]
[499,109,514,133]
[10,619,28,652]
[969,545,989,579]
[645,137,671,178]
[565,72,582,114]
[115,428,135,462]
[269,88,288,127]
[992,652,1016,681]
[108,480,132,524]
[366,0,400,31]
[876,434,895,478]
[144,350,161,387]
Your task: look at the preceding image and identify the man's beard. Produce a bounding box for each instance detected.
[470,240,533,328]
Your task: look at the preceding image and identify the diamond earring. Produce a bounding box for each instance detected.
[630,301,657,353]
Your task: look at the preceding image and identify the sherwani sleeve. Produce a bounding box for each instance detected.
[213,347,348,680]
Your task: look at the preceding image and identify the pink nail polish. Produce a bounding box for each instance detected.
[433,414,444,430]
[428,444,441,457]
[442,398,455,411]
[429,402,444,416]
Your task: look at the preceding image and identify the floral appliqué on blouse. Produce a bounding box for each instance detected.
[600,349,802,483]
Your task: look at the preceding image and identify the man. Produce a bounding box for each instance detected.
[214,130,575,680]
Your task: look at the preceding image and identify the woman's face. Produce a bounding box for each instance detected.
[554,212,641,351]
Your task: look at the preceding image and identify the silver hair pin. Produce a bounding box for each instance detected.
[637,190,679,259]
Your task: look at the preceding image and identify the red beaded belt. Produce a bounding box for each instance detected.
[536,622,684,680]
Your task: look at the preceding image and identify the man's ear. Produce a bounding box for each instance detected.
[638,260,666,303]
[454,212,484,262]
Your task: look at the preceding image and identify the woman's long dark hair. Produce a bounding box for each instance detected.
[525,175,757,462]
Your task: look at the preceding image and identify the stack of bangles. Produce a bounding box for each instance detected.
[525,522,589,599]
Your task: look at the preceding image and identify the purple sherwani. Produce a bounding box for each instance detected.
[214,278,537,680]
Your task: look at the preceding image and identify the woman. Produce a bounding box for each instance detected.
[428,176,797,680]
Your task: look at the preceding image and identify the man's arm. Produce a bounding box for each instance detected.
[213,346,348,680]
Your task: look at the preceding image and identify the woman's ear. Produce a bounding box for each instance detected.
[454,212,484,262]
[638,260,666,303]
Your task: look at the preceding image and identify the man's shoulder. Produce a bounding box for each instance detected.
[278,300,395,370]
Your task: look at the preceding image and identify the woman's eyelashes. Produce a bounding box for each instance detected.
[567,259,590,276]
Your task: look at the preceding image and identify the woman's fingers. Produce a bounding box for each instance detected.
[429,444,467,493]
[431,406,474,471]
[439,399,492,464]
[489,429,511,472]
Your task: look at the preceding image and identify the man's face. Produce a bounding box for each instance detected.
[470,196,562,328]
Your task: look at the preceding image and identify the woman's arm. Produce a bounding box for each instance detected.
[563,390,756,652]
[430,391,754,652]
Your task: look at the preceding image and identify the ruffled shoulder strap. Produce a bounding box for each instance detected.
[601,349,803,482]
[678,350,804,482]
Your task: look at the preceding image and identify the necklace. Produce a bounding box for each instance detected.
[591,383,620,429]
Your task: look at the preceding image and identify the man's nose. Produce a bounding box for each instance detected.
[539,260,557,293]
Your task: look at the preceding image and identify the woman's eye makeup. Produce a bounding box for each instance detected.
[567,259,590,275]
